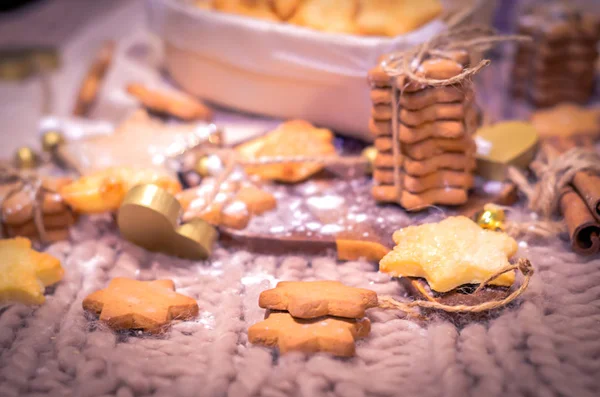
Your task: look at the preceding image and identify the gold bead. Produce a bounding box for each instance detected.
[41,130,65,152]
[361,146,377,173]
[14,147,39,169]
[194,156,211,177]
[475,204,506,231]
[194,154,224,177]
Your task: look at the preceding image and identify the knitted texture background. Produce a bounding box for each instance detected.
[1,205,599,397]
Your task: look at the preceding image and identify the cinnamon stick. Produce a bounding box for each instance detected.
[559,186,600,255]
[543,142,600,224]
[572,172,600,223]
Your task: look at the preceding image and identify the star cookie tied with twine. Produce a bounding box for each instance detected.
[379,216,533,309]
[0,165,75,243]
[82,278,199,333]
[0,237,64,306]
[367,26,527,210]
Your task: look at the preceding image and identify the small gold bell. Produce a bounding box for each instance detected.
[475,204,506,231]
[41,130,65,152]
[361,146,377,174]
[194,154,224,177]
[14,147,39,169]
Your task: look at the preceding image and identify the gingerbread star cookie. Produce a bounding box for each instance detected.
[177,180,276,230]
[380,216,517,293]
[83,278,198,333]
[530,104,600,139]
[0,237,64,305]
[236,120,336,183]
[259,281,378,319]
[248,311,371,357]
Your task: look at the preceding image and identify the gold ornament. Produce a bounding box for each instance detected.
[474,204,506,231]
[194,154,223,177]
[41,130,65,152]
[118,184,218,260]
[361,146,377,174]
[195,155,211,177]
[14,147,39,169]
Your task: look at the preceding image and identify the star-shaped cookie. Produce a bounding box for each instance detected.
[60,166,181,214]
[530,104,600,139]
[82,278,198,333]
[379,216,518,293]
[259,281,378,319]
[236,120,336,183]
[248,311,371,357]
[0,237,64,305]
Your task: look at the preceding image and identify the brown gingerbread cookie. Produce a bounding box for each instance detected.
[374,135,475,160]
[248,311,371,357]
[82,278,199,333]
[72,41,115,117]
[259,280,378,319]
[374,152,476,176]
[126,83,213,122]
[373,169,474,193]
[372,185,469,209]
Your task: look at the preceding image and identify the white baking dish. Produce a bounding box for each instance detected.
[146,0,492,141]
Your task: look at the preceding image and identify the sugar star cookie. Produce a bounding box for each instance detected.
[259,280,378,319]
[83,278,199,333]
[380,216,517,293]
[236,120,336,183]
[0,237,64,305]
[248,311,371,357]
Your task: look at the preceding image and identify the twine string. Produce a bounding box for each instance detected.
[378,258,533,314]
[0,165,55,242]
[507,148,600,219]
[378,26,531,205]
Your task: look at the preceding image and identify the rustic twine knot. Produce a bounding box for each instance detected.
[0,164,58,243]
[378,258,533,314]
[509,148,600,220]
[377,25,530,202]
[530,148,600,219]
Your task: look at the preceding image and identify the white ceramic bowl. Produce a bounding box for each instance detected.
[147,0,492,141]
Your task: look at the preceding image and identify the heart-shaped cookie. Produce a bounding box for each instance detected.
[475,121,539,181]
[118,184,217,260]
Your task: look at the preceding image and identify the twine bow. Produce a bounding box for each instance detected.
[0,164,59,243]
[378,258,533,316]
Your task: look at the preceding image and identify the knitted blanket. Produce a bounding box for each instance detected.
[1,194,599,397]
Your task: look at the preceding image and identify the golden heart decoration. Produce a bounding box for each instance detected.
[118,184,217,260]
